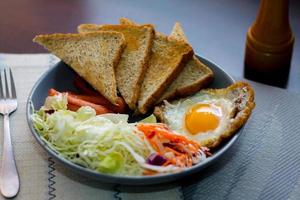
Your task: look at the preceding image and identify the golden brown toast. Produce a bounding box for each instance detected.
[33,32,125,105]
[119,18,194,114]
[78,24,155,109]
[157,22,214,103]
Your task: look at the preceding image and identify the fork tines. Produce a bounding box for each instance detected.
[0,67,16,99]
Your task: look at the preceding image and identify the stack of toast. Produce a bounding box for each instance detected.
[33,18,214,114]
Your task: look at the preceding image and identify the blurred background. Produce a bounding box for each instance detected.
[0,0,299,91]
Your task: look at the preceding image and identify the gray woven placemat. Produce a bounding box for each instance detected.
[0,53,299,200]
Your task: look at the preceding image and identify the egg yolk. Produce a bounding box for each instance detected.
[185,103,221,135]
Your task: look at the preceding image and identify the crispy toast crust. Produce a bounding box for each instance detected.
[154,82,255,148]
[33,31,123,42]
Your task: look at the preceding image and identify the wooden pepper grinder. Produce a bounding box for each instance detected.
[244,0,294,87]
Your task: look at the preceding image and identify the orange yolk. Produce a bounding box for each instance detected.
[185,103,221,135]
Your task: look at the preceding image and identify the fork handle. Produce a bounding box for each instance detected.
[0,114,20,198]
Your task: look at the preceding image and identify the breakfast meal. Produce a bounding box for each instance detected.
[31,18,255,176]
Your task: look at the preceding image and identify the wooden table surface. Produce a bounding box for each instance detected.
[0,0,299,92]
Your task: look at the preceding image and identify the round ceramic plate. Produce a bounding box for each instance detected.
[26,55,238,185]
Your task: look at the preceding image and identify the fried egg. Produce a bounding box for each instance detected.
[154,82,255,148]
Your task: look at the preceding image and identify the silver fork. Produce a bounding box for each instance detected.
[0,67,19,198]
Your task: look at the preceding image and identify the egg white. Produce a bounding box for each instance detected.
[163,94,234,144]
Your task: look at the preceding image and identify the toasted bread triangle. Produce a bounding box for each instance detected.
[33,32,125,104]
[119,18,194,114]
[78,24,154,110]
[157,22,214,103]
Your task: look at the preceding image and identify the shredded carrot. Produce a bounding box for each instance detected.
[162,160,172,166]
[137,123,199,147]
[137,123,203,168]
[164,147,182,156]
[143,169,157,176]
[148,140,161,154]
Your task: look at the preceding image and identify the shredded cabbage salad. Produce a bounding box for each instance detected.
[31,94,208,176]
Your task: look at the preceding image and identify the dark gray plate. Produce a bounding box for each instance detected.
[26,55,238,185]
